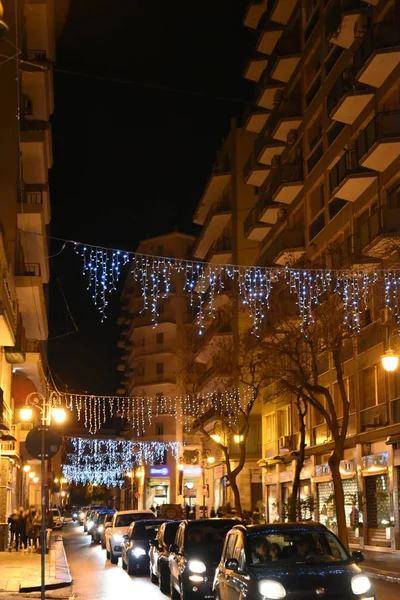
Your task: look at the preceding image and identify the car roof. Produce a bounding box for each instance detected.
[185,518,243,526]
[132,519,172,526]
[115,509,155,515]
[230,522,330,534]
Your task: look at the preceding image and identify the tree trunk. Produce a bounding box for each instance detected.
[228,474,242,518]
[289,422,306,522]
[328,447,348,547]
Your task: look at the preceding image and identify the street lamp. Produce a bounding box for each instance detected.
[381,348,400,372]
[20,392,66,600]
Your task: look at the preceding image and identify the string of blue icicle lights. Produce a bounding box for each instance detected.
[69,241,400,334]
[62,438,183,486]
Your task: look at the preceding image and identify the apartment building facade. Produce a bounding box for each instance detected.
[116,232,207,512]
[0,0,67,550]
[189,119,264,514]
[242,0,400,549]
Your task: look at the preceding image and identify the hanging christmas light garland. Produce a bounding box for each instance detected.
[62,387,255,434]
[62,438,183,486]
[66,240,398,333]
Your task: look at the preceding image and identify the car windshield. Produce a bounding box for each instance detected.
[247,530,349,567]
[133,523,162,541]
[115,513,152,527]
[187,521,239,561]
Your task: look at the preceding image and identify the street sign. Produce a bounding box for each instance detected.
[25,426,62,460]
[220,475,230,487]
[135,492,141,499]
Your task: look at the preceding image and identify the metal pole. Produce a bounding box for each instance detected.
[40,421,46,600]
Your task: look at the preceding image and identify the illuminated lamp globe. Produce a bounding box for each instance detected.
[210,434,221,444]
[20,407,33,421]
[207,456,215,464]
[33,477,39,483]
[381,349,399,372]
[28,471,36,479]
[23,465,31,473]
[51,407,66,423]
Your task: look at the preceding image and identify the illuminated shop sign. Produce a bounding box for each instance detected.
[150,466,169,476]
[183,466,202,477]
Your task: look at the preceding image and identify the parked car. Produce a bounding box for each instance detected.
[91,509,116,544]
[50,507,64,530]
[213,521,376,600]
[101,513,115,549]
[122,519,170,575]
[169,518,242,600]
[149,519,181,593]
[105,509,156,564]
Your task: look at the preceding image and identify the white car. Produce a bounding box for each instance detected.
[105,509,155,564]
[50,507,64,530]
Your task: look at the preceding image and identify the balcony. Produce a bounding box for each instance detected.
[204,236,232,265]
[133,343,175,358]
[354,22,400,88]
[0,274,17,347]
[17,185,50,283]
[243,152,270,186]
[360,207,400,258]
[24,1,55,61]
[242,0,265,30]
[269,37,301,83]
[20,119,52,183]
[132,310,177,328]
[193,158,231,225]
[328,1,368,50]
[356,111,400,172]
[268,161,304,205]
[254,135,285,166]
[197,358,235,392]
[258,228,305,266]
[327,69,374,125]
[329,150,377,202]
[256,70,284,110]
[340,235,380,270]
[15,263,48,340]
[255,187,283,224]
[307,141,323,173]
[270,99,302,142]
[243,56,268,82]
[256,16,283,55]
[242,103,271,134]
[269,0,298,26]
[193,197,231,259]
[244,207,272,242]
[194,315,233,361]
[133,372,176,387]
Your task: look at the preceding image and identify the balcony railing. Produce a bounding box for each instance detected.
[307,141,323,173]
[23,49,51,64]
[133,372,176,386]
[305,73,321,106]
[204,236,232,263]
[15,262,41,277]
[21,184,47,204]
[194,315,233,352]
[329,150,362,193]
[133,343,175,357]
[356,111,400,164]
[267,160,304,201]
[359,206,400,257]
[258,228,305,266]
[354,21,400,80]
[21,119,49,133]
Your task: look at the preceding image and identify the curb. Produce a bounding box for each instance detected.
[19,536,72,593]
[363,568,400,584]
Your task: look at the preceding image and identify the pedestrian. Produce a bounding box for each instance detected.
[18,505,27,550]
[210,506,216,518]
[33,510,42,551]
[7,509,20,551]
[26,506,38,551]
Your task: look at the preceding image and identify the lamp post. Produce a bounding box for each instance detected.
[20,392,66,600]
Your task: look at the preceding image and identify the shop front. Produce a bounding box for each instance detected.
[182,465,202,515]
[146,465,171,510]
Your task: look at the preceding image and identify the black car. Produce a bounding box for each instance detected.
[149,520,182,593]
[169,518,242,600]
[91,509,116,544]
[213,522,377,600]
[121,518,170,575]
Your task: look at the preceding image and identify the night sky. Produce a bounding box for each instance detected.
[48,0,253,395]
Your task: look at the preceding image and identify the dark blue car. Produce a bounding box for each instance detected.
[213,522,376,600]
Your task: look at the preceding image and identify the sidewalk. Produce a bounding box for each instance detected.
[0,533,72,594]
[360,550,400,584]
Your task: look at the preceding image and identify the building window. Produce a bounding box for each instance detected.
[156,332,164,344]
[277,407,290,438]
[309,182,325,221]
[305,44,321,90]
[156,363,164,375]
[265,414,274,443]
[156,423,164,436]
[360,365,386,410]
[387,182,400,208]
[333,376,355,419]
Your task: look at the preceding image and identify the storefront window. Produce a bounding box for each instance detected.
[267,484,278,522]
[317,481,335,532]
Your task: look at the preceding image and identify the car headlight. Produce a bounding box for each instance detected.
[188,560,207,574]
[258,580,286,599]
[98,525,104,532]
[351,575,371,595]
[87,521,94,530]
[73,513,77,518]
[113,534,123,542]
[132,547,146,558]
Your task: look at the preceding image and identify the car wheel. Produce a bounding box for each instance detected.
[110,549,118,565]
[106,550,110,559]
[127,559,135,576]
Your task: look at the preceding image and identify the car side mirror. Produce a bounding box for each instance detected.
[122,534,129,540]
[225,558,239,571]
[151,539,159,548]
[169,543,179,553]
[351,551,364,564]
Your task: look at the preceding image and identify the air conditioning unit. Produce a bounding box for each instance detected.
[287,129,297,144]
[278,435,292,451]
[271,154,281,168]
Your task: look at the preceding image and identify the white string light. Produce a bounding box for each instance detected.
[68,241,394,333]
[62,438,183,486]
[62,387,254,434]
